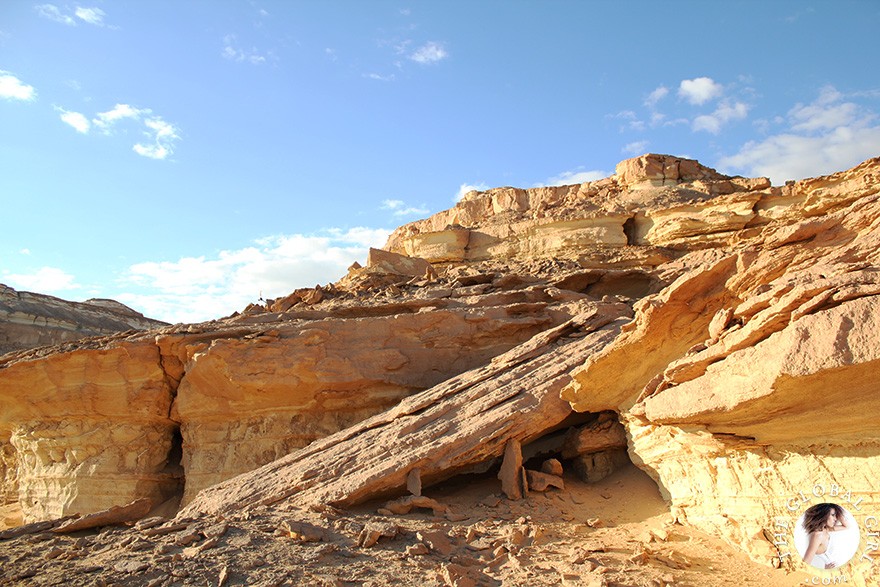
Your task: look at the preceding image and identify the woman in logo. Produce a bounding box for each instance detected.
[801,503,852,569]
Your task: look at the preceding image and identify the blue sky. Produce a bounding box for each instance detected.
[1,1,879,323]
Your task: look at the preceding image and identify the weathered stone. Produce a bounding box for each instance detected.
[540,458,563,476]
[53,498,152,533]
[498,439,523,500]
[524,470,564,492]
[561,415,628,458]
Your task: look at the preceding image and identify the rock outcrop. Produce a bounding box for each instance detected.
[1,153,879,584]
[0,284,167,356]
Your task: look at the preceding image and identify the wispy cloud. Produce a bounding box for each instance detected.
[0,70,36,101]
[623,140,650,156]
[118,227,391,323]
[644,86,669,108]
[5,266,80,293]
[678,77,723,105]
[409,41,447,64]
[36,4,109,26]
[56,103,181,160]
[222,34,268,64]
[133,117,180,160]
[692,100,749,134]
[35,4,75,25]
[364,72,396,82]
[454,182,489,202]
[537,168,609,187]
[56,107,91,133]
[74,6,105,26]
[718,85,880,184]
[381,199,430,217]
[93,103,149,131]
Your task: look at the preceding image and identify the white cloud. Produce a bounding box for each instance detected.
[789,86,860,132]
[692,100,749,134]
[36,4,109,26]
[409,42,447,64]
[644,86,669,108]
[82,104,180,159]
[133,117,180,160]
[0,71,36,101]
[35,4,76,25]
[57,107,90,133]
[718,86,880,184]
[93,103,149,131]
[678,77,723,105]
[381,199,430,217]
[19,248,31,255]
[454,182,489,202]
[74,6,105,26]
[623,140,650,156]
[537,169,609,187]
[222,34,267,64]
[118,227,391,323]
[6,267,80,293]
[365,72,396,82]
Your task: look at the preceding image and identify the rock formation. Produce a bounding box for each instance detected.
[0,284,168,356]
[1,153,879,585]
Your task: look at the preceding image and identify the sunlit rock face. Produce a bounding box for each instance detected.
[1,153,878,584]
[384,154,779,265]
[166,302,572,503]
[561,156,880,569]
[0,285,168,356]
[0,342,177,521]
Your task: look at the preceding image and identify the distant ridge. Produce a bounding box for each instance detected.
[0,284,168,356]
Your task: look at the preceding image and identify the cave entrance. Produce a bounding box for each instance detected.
[157,425,185,514]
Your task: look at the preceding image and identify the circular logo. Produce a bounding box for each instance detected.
[793,503,860,571]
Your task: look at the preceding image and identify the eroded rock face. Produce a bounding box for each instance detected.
[0,342,177,521]
[562,156,880,568]
[0,279,589,518]
[1,153,879,583]
[168,302,571,502]
[0,285,168,356]
[384,154,777,264]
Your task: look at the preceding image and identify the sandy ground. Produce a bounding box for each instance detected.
[0,464,814,586]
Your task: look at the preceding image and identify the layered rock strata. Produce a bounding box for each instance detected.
[1,154,879,584]
[0,285,167,356]
[561,157,880,573]
[1,280,591,520]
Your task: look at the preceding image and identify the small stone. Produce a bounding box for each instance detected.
[541,458,564,476]
[45,548,64,560]
[406,543,430,555]
[407,468,422,497]
[649,528,668,542]
[417,529,455,556]
[480,495,501,508]
[498,439,523,500]
[114,560,149,573]
[135,516,167,531]
[524,470,564,492]
[586,518,604,528]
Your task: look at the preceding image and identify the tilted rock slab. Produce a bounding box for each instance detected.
[0,288,582,520]
[180,303,631,517]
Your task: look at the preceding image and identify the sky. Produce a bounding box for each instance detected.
[1,0,879,324]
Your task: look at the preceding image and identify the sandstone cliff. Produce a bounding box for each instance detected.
[1,154,879,586]
[0,284,168,356]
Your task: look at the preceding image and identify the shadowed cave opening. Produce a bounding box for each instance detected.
[157,425,185,514]
[408,410,634,507]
